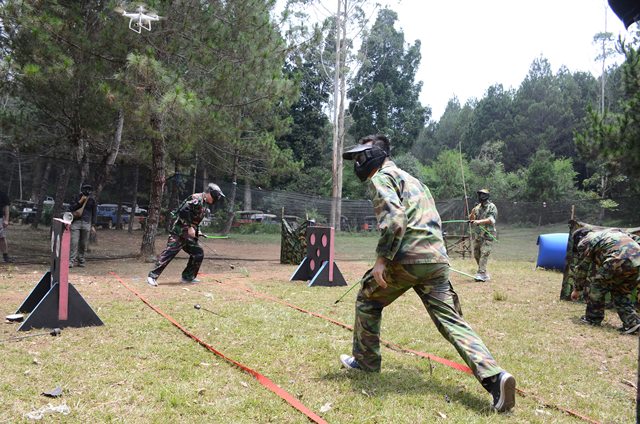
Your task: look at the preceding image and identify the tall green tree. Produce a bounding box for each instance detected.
[348,8,428,153]
[1,0,131,222]
[523,148,576,201]
[461,84,514,159]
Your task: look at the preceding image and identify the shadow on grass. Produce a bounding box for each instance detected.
[320,365,494,416]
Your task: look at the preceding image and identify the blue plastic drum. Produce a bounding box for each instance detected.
[536,233,569,270]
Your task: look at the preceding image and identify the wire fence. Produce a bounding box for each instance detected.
[1,151,637,230]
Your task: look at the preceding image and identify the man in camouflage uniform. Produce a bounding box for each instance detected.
[469,189,498,282]
[339,134,516,413]
[146,183,225,287]
[570,228,640,334]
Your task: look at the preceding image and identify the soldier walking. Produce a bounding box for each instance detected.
[571,228,640,334]
[147,183,225,287]
[469,189,498,282]
[339,134,516,413]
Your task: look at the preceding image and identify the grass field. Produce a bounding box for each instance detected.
[0,224,636,423]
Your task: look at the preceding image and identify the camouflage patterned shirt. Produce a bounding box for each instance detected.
[369,161,449,264]
[573,229,640,290]
[470,201,497,239]
[170,193,208,236]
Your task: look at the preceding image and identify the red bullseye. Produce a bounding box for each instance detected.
[310,233,316,245]
[322,234,328,247]
[309,259,315,271]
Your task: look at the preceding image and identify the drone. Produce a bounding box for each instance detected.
[116,5,163,34]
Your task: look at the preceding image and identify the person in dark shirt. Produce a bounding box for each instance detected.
[0,189,12,263]
[69,184,97,268]
[147,183,225,287]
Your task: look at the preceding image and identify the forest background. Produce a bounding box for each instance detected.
[1,0,640,257]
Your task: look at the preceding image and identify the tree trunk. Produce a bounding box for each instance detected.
[202,167,208,193]
[598,173,608,221]
[140,115,166,260]
[330,0,344,231]
[165,160,181,232]
[244,177,252,210]
[335,12,347,231]
[51,166,71,226]
[30,158,44,202]
[31,160,52,229]
[94,109,124,203]
[192,152,198,193]
[222,150,240,235]
[76,128,89,188]
[127,164,139,234]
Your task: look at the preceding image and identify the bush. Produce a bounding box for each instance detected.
[234,222,280,235]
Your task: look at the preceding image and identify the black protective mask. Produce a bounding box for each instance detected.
[478,193,489,203]
[354,147,388,182]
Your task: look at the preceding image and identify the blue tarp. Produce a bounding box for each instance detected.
[536,233,569,270]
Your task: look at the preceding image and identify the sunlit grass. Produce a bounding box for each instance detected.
[1,229,636,423]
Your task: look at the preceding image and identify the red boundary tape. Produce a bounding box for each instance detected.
[199,274,602,424]
[109,272,327,424]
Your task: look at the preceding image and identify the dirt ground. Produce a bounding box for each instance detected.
[0,224,369,304]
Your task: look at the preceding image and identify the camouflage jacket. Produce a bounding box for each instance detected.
[170,193,208,237]
[470,201,497,239]
[369,161,449,264]
[573,229,640,290]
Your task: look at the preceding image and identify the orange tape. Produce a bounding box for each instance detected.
[110,272,327,424]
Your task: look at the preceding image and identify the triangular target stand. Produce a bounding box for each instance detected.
[15,217,103,331]
[290,226,347,287]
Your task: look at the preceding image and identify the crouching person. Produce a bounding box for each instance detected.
[146,183,225,287]
[571,228,640,334]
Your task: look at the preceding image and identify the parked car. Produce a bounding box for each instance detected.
[122,204,148,216]
[253,213,278,225]
[232,210,264,227]
[18,198,68,224]
[96,204,130,229]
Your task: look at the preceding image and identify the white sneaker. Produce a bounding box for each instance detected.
[147,276,158,287]
[339,354,362,370]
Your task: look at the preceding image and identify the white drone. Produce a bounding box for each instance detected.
[116,5,163,34]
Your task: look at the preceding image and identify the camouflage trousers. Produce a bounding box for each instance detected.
[352,262,503,381]
[149,234,204,281]
[472,238,493,274]
[584,262,640,328]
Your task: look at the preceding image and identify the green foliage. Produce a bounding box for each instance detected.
[599,198,619,211]
[575,41,640,185]
[348,8,428,153]
[234,222,280,234]
[304,208,327,224]
[523,149,577,201]
[422,150,473,199]
[392,153,426,182]
[1,0,123,155]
